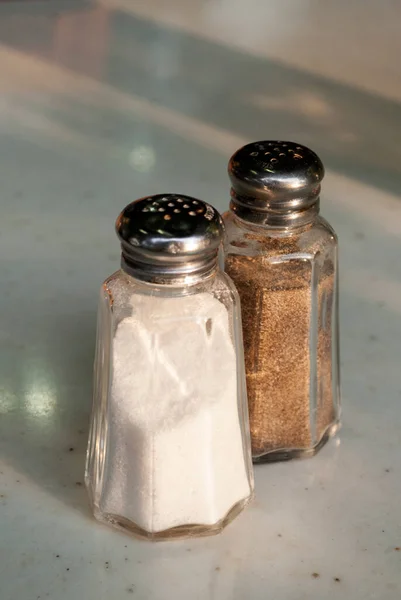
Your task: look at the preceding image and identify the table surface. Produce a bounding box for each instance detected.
[1,1,401,599]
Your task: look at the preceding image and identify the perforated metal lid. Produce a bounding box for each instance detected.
[116,194,223,283]
[228,141,325,226]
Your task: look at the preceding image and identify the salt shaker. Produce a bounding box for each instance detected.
[85,194,253,540]
[223,141,341,462]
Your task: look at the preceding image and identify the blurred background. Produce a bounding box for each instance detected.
[1,1,401,599]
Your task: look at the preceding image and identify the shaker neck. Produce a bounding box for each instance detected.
[229,190,320,229]
[120,249,219,286]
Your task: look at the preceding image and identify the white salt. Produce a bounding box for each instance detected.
[100,291,251,533]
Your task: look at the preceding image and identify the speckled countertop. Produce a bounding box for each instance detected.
[1,1,401,599]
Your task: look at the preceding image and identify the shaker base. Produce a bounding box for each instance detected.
[91,494,253,541]
[252,421,341,464]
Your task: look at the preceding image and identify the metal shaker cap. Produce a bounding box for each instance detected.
[228,141,324,226]
[116,194,223,284]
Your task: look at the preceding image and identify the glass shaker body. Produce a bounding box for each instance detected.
[223,141,341,462]
[85,195,253,540]
[224,212,340,461]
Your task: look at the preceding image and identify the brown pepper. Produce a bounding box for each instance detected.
[224,139,340,462]
[226,233,337,459]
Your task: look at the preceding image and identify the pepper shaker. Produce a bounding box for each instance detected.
[223,141,341,462]
[85,194,253,540]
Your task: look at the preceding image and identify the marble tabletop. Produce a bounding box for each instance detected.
[1,1,401,599]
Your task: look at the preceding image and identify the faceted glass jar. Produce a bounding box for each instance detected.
[85,267,253,540]
[223,211,341,462]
